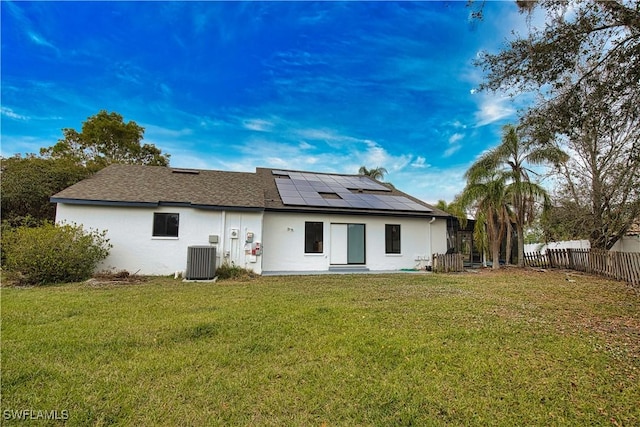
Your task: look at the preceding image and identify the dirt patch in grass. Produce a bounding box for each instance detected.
[85,270,149,286]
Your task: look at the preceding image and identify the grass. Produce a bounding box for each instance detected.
[1,269,639,426]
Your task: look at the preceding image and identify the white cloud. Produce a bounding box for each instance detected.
[1,107,29,121]
[294,127,359,144]
[242,118,274,132]
[28,32,56,50]
[443,145,462,158]
[442,133,464,158]
[474,95,515,126]
[198,117,230,129]
[448,133,463,144]
[410,156,429,168]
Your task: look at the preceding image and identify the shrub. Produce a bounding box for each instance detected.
[214,263,257,281]
[1,222,111,285]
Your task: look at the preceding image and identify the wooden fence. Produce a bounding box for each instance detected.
[432,253,464,273]
[524,248,640,288]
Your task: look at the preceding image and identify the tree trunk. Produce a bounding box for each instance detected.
[491,232,501,270]
[504,220,514,265]
[516,222,524,267]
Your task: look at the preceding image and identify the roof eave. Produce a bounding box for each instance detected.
[264,206,446,218]
[51,198,264,211]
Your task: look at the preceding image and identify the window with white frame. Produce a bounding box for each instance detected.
[153,213,179,237]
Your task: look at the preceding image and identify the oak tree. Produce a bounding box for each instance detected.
[41,110,170,169]
[476,0,640,249]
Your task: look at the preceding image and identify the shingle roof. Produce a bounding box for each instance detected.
[52,164,449,217]
[51,164,264,209]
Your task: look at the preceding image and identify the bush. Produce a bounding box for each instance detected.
[215,263,257,281]
[1,222,111,285]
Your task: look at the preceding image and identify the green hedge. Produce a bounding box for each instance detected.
[2,222,111,285]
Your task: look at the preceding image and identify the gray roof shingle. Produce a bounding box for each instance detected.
[52,164,264,209]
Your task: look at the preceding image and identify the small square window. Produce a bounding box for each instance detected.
[385,224,401,254]
[153,213,179,237]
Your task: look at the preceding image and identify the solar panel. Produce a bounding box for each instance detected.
[326,199,351,208]
[280,195,305,205]
[273,170,430,212]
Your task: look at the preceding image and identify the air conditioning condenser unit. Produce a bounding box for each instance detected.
[186,246,216,280]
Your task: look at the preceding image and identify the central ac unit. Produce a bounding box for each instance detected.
[186,246,216,280]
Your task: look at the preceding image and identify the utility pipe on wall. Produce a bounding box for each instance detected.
[428,217,436,267]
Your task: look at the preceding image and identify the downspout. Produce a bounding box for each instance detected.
[428,217,436,268]
[220,210,226,265]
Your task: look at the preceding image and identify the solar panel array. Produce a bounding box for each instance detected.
[272,170,431,212]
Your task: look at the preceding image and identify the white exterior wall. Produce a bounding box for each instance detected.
[525,237,640,254]
[262,212,447,272]
[610,235,640,253]
[524,239,591,254]
[55,204,264,275]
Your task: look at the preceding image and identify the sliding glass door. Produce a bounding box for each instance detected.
[347,224,365,264]
[330,223,365,265]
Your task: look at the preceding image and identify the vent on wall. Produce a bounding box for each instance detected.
[186,246,216,280]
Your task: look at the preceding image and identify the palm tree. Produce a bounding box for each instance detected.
[435,199,467,220]
[358,166,388,181]
[456,172,510,269]
[466,124,566,266]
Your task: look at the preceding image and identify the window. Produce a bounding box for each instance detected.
[385,224,401,254]
[153,213,179,237]
[305,222,323,253]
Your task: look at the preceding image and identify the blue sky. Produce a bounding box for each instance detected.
[1,1,535,203]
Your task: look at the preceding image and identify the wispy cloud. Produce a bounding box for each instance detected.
[27,31,57,51]
[112,61,146,85]
[242,118,275,132]
[4,2,60,55]
[410,156,429,168]
[1,107,29,121]
[443,133,464,158]
[449,133,464,144]
[474,94,515,126]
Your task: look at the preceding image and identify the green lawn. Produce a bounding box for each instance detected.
[1,270,638,426]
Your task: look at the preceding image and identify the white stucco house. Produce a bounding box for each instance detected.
[51,164,450,276]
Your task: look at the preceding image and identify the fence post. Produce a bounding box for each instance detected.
[567,248,574,270]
